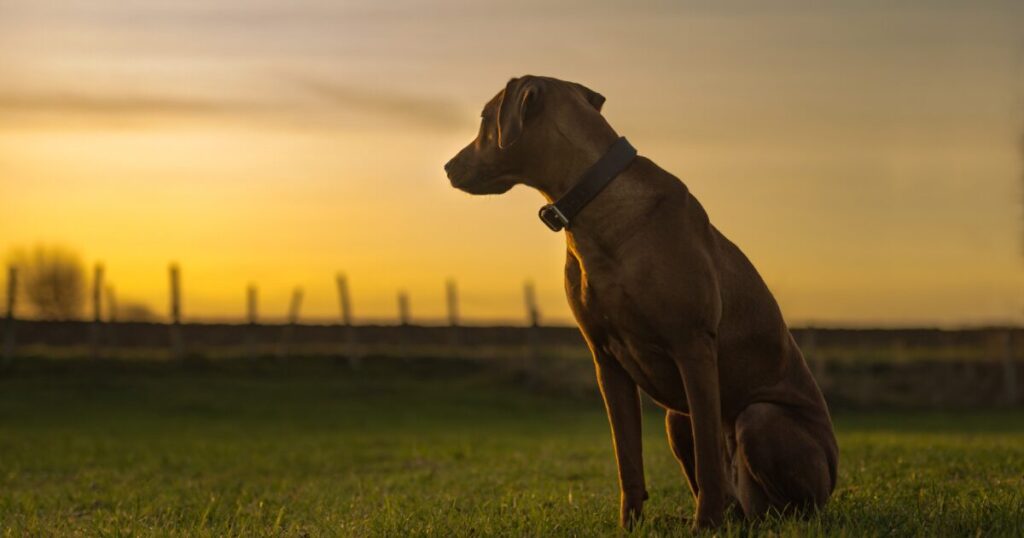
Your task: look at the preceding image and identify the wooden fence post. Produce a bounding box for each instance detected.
[90,264,104,359]
[105,285,118,355]
[397,291,410,326]
[337,274,352,326]
[106,286,118,323]
[336,273,359,367]
[279,287,302,360]
[523,281,541,371]
[247,285,258,325]
[3,266,16,365]
[169,263,184,360]
[397,290,410,355]
[289,288,303,324]
[1002,329,1018,406]
[246,284,258,358]
[524,281,541,328]
[446,279,460,352]
[446,279,459,327]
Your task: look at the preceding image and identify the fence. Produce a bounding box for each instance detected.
[1,263,549,358]
[2,264,1022,408]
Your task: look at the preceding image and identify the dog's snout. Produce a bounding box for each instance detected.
[444,157,456,176]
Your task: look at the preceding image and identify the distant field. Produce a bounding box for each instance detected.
[1,358,1022,536]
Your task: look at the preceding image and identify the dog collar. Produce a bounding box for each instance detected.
[538,137,637,232]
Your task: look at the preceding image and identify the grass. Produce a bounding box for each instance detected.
[1,357,1022,536]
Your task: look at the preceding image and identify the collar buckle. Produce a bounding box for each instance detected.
[535,137,636,233]
[538,204,570,232]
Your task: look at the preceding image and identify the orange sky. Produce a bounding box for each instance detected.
[2,1,1023,326]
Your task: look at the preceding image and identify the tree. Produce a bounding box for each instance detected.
[7,245,86,320]
[119,302,159,323]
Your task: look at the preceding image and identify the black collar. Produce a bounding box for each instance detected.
[538,137,637,232]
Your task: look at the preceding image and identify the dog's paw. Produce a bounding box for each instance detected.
[691,493,731,530]
[619,489,648,530]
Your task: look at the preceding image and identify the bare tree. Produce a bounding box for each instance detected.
[119,302,159,323]
[6,245,86,320]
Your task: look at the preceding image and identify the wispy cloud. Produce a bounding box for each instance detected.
[0,79,471,132]
[0,91,264,119]
[293,77,469,130]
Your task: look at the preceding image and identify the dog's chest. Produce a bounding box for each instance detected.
[568,256,689,411]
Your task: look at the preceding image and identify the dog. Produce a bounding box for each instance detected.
[444,75,838,530]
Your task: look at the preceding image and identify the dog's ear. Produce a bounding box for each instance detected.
[573,82,605,112]
[497,76,542,149]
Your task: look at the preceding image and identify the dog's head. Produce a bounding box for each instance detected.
[444,75,606,195]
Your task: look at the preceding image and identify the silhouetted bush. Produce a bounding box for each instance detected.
[7,244,86,320]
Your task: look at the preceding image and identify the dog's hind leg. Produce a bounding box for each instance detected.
[665,411,700,498]
[732,402,837,518]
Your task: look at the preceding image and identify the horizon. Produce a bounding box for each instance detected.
[3,0,1024,327]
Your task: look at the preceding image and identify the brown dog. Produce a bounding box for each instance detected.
[445,75,838,530]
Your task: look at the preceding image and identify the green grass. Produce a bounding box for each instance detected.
[1,358,1022,536]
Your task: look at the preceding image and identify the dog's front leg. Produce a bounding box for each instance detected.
[675,334,732,529]
[594,354,647,530]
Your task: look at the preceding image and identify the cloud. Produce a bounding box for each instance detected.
[0,91,252,117]
[0,80,472,132]
[293,77,470,131]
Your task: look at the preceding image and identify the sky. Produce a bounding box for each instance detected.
[1,0,1023,326]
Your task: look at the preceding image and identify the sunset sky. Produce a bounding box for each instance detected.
[2,0,1023,326]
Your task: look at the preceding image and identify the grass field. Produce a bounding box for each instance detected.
[1,358,1023,536]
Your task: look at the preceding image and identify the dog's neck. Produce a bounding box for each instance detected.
[524,128,619,203]
[525,130,669,251]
